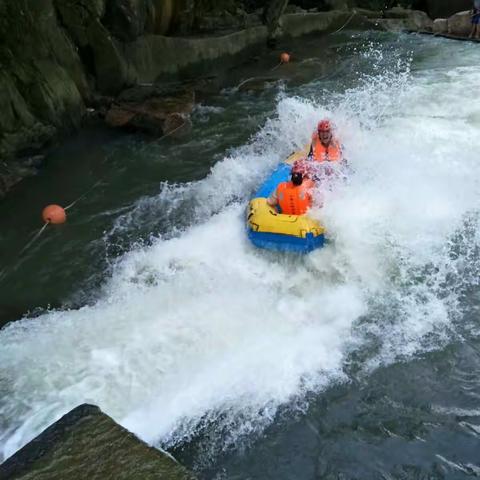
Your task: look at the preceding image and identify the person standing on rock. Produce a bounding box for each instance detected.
[470,0,480,39]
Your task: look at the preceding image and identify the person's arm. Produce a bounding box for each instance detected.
[267,189,278,207]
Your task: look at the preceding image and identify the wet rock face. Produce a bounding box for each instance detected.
[54,0,132,94]
[104,0,156,41]
[0,404,196,480]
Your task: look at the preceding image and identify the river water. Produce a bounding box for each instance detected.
[1,30,480,479]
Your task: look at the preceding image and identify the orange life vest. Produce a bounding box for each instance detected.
[310,134,342,162]
[276,179,314,215]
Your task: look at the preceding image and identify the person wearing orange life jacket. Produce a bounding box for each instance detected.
[308,119,343,163]
[267,161,315,215]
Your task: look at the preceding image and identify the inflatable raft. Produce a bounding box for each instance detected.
[247,151,326,253]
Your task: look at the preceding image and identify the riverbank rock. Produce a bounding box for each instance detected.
[0,404,195,480]
[106,87,195,136]
[407,10,433,31]
[447,11,472,36]
[377,8,432,32]
[433,18,448,34]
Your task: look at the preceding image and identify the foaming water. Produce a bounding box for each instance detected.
[2,33,480,465]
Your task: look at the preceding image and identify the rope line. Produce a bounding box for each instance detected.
[0,223,49,282]
[18,222,49,257]
[236,77,259,90]
[65,179,103,210]
[330,11,357,35]
[0,179,103,283]
[152,116,189,144]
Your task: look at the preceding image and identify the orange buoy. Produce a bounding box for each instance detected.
[280,52,291,64]
[42,204,66,224]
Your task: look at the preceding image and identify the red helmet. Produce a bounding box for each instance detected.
[317,119,331,132]
[292,160,307,175]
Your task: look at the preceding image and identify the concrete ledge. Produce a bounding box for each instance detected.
[124,26,269,82]
[0,404,195,480]
[124,10,383,83]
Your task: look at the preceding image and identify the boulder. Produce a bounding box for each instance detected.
[375,9,433,32]
[406,10,433,31]
[106,88,195,136]
[433,18,448,34]
[447,10,472,36]
[0,404,195,480]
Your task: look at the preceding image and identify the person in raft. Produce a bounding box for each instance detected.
[470,0,480,39]
[308,119,343,163]
[267,160,314,215]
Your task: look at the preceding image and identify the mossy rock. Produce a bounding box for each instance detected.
[0,404,196,480]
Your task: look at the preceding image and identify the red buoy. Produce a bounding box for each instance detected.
[42,205,66,224]
[280,52,291,64]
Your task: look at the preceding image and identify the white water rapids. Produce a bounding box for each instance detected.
[1,35,480,463]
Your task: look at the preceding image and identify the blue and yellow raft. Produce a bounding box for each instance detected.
[247,151,326,253]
